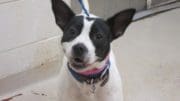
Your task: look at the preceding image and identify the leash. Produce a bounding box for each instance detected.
[78,0,90,16]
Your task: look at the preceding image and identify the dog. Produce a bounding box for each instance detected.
[51,0,135,101]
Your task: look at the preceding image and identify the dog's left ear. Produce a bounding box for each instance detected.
[107,9,136,41]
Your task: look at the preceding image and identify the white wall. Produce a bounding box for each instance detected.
[0,0,68,94]
[72,0,146,18]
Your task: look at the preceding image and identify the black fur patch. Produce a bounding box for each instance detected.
[61,16,84,42]
[89,19,112,61]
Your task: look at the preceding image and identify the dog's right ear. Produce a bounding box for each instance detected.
[52,0,75,30]
[107,9,135,41]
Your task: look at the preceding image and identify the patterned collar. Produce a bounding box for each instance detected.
[68,59,110,87]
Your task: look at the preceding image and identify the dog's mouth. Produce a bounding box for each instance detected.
[70,62,85,69]
[69,57,88,69]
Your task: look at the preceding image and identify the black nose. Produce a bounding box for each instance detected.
[72,43,87,58]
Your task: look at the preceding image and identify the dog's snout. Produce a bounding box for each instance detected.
[72,43,88,57]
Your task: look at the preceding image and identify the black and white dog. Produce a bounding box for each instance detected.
[51,0,135,101]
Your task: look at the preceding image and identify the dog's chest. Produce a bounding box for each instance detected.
[66,68,122,101]
[77,80,102,96]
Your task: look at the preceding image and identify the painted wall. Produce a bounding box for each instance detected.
[72,0,146,18]
[0,0,67,82]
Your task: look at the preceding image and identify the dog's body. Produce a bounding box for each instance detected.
[51,0,135,101]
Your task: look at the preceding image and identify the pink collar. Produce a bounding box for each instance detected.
[78,66,106,76]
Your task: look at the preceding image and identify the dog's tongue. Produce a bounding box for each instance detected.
[78,67,104,76]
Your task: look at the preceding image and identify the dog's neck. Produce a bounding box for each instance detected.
[67,54,110,90]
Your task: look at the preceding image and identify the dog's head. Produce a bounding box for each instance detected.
[52,0,135,70]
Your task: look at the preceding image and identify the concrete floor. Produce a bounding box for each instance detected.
[113,8,180,101]
[0,8,180,101]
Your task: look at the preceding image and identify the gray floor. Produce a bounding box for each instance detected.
[113,8,180,101]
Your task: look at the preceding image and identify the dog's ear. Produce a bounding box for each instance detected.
[52,0,75,30]
[107,9,136,41]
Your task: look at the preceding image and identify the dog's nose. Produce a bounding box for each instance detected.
[72,43,87,59]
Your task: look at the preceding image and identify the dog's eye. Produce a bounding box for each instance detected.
[95,33,103,40]
[69,28,77,36]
